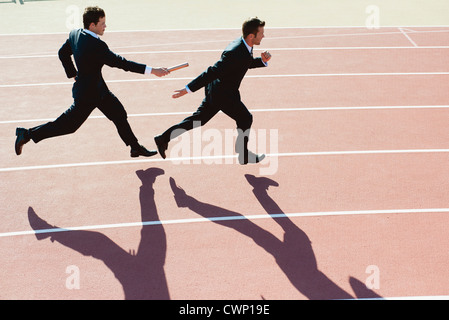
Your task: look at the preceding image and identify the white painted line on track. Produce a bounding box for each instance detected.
[398,27,419,47]
[1,149,449,173]
[1,72,449,88]
[1,46,449,59]
[3,46,449,59]
[1,27,448,59]
[1,207,449,238]
[2,105,449,125]
[0,25,448,37]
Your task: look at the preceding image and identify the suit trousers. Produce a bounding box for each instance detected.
[29,92,139,148]
[160,91,253,154]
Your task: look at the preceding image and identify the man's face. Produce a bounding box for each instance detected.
[90,16,106,36]
[253,26,265,46]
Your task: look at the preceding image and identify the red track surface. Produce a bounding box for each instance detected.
[1,27,449,300]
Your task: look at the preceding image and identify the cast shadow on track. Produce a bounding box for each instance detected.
[27,167,169,300]
[169,174,382,300]
[26,168,382,299]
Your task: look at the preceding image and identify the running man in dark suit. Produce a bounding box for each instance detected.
[154,17,271,164]
[15,6,170,158]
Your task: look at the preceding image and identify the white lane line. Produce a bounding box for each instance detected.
[0,77,194,88]
[1,72,449,88]
[399,27,419,47]
[2,27,449,59]
[1,149,449,173]
[0,111,193,125]
[2,105,449,125]
[2,46,449,59]
[248,72,449,78]
[1,25,448,37]
[2,207,449,238]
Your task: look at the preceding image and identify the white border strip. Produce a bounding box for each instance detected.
[2,149,449,173]
[2,207,449,238]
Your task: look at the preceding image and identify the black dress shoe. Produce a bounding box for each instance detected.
[15,127,30,156]
[238,150,266,165]
[154,135,168,159]
[130,145,157,158]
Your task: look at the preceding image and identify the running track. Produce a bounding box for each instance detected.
[1,26,449,300]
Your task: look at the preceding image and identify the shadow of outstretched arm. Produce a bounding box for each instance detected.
[169,177,282,253]
[28,206,129,270]
[170,176,354,299]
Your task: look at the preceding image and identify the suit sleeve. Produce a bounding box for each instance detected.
[102,43,146,74]
[187,50,237,93]
[58,39,77,79]
[249,57,266,69]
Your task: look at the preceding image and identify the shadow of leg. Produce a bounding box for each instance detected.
[27,168,170,300]
[134,167,170,299]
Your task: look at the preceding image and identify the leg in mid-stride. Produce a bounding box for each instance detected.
[14,6,170,158]
[15,93,156,158]
[154,94,265,164]
[155,17,271,165]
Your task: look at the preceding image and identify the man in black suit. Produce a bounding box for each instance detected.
[154,17,271,164]
[15,6,170,157]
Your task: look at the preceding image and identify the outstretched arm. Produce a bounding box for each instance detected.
[103,43,169,76]
[172,50,238,98]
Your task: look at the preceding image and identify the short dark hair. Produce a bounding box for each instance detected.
[242,17,265,38]
[83,6,105,29]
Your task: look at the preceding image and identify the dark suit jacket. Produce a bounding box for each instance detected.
[187,37,266,104]
[58,29,146,101]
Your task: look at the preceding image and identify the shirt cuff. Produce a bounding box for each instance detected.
[145,66,152,75]
[185,85,192,93]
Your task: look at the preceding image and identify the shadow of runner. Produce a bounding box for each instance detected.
[169,174,382,300]
[27,167,169,300]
